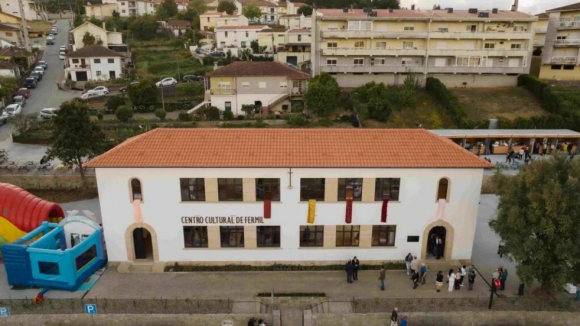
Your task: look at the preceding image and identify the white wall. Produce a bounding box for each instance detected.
[0,68,17,77]
[107,32,123,45]
[89,56,123,80]
[96,167,483,263]
[73,23,108,50]
[216,28,262,50]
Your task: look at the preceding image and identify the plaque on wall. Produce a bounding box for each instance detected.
[407,236,420,242]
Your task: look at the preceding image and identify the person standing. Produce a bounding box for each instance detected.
[459,265,467,287]
[448,269,456,292]
[436,238,443,260]
[410,256,419,275]
[400,315,408,326]
[258,319,266,326]
[468,268,476,292]
[390,307,398,326]
[378,265,386,291]
[576,283,580,302]
[500,268,508,291]
[352,256,360,281]
[346,260,353,283]
[405,253,413,275]
[411,270,419,289]
[435,270,444,292]
[454,268,461,290]
[248,318,256,326]
[420,263,427,285]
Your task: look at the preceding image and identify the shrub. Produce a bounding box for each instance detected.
[176,82,204,97]
[196,106,220,121]
[236,115,245,120]
[178,111,192,121]
[223,110,234,120]
[154,108,167,121]
[115,105,134,122]
[97,112,103,121]
[287,114,307,126]
[425,77,466,125]
[105,95,126,113]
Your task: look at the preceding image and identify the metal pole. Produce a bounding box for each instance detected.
[270,287,274,305]
[91,314,95,325]
[17,0,31,51]
[161,86,165,111]
[57,0,62,18]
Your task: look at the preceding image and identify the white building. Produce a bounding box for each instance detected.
[0,60,19,77]
[279,14,311,29]
[0,0,48,20]
[65,45,125,81]
[102,0,160,17]
[86,128,489,268]
[215,25,268,53]
[69,22,124,51]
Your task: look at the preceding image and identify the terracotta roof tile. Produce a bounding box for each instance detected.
[167,19,192,27]
[0,23,19,31]
[0,60,17,69]
[86,129,492,168]
[536,12,549,19]
[206,61,309,78]
[0,47,33,57]
[548,2,580,12]
[288,28,310,33]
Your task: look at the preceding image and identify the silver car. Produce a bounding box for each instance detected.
[39,108,58,119]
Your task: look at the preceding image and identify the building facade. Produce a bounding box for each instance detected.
[70,22,124,51]
[539,2,580,80]
[215,25,268,53]
[0,0,47,20]
[279,14,311,29]
[277,28,311,67]
[311,8,536,88]
[86,129,489,266]
[0,22,23,46]
[65,45,124,81]
[85,3,120,18]
[534,13,548,50]
[205,61,307,115]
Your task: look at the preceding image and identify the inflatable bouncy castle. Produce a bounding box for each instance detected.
[0,183,64,257]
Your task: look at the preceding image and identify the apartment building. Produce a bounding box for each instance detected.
[539,2,580,80]
[277,28,311,67]
[200,13,249,31]
[101,0,159,17]
[0,0,48,20]
[86,128,489,266]
[85,3,120,19]
[70,22,124,52]
[215,25,268,54]
[257,28,288,52]
[534,13,548,50]
[279,13,311,29]
[238,0,278,24]
[311,8,536,88]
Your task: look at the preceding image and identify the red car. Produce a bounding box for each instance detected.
[14,88,31,99]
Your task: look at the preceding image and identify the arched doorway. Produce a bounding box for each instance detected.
[133,228,153,260]
[421,220,454,261]
[427,226,447,259]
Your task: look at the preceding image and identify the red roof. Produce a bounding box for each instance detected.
[86,129,492,168]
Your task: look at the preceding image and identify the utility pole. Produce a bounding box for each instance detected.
[17,0,31,52]
[57,0,62,18]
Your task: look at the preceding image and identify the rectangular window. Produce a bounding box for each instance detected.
[256,178,280,201]
[225,31,228,37]
[94,59,101,64]
[257,226,280,247]
[564,65,575,70]
[107,58,114,63]
[375,41,386,49]
[259,82,267,88]
[354,41,364,48]
[218,81,231,88]
[241,41,247,48]
[513,25,525,31]
[300,225,323,247]
[96,71,101,76]
[183,226,208,248]
[372,225,396,246]
[220,226,244,247]
[403,42,413,49]
[336,225,360,247]
[38,261,60,275]
[337,178,362,201]
[347,20,372,31]
[557,36,567,40]
[374,178,401,201]
[438,27,448,32]
[75,245,97,271]
[180,178,205,201]
[225,101,232,111]
[327,42,337,48]
[242,82,250,87]
[326,59,337,66]
[298,35,302,41]
[353,58,364,66]
[300,178,325,201]
[510,43,521,49]
[220,41,225,47]
[403,26,415,31]
[279,81,287,88]
[245,31,249,37]
[218,178,243,201]
[484,43,495,49]
[72,59,79,63]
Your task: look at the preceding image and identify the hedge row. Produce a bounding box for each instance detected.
[166,262,407,272]
[256,292,326,297]
[424,77,489,129]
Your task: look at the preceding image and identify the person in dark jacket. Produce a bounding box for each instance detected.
[411,271,419,289]
[346,260,353,283]
[500,268,508,291]
[352,256,360,281]
[248,317,256,326]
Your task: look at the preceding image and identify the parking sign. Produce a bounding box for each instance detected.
[84,304,97,315]
[0,307,9,317]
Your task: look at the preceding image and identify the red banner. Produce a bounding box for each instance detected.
[345,200,353,224]
[264,199,271,219]
[381,199,389,223]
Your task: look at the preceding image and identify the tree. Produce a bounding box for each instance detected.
[304,73,340,117]
[489,154,580,294]
[82,32,96,46]
[365,83,392,122]
[128,80,158,111]
[45,99,107,180]
[156,5,171,20]
[297,5,312,16]
[242,3,261,21]
[129,15,160,41]
[155,108,167,120]
[177,8,197,21]
[112,10,120,18]
[105,95,126,113]
[0,77,18,100]
[160,0,178,17]
[189,0,207,14]
[115,105,134,122]
[217,0,238,15]
[73,14,84,28]
[433,4,441,9]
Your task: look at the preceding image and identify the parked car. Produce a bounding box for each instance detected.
[195,47,207,54]
[183,75,203,82]
[13,95,26,107]
[14,88,30,99]
[51,28,58,35]
[46,37,54,45]
[18,161,36,171]
[3,104,22,116]
[91,86,109,94]
[39,108,58,119]
[81,91,106,100]
[59,45,67,53]
[59,51,66,60]
[24,77,37,88]
[38,61,48,70]
[120,81,139,92]
[155,77,177,87]
[210,51,226,58]
[30,71,42,81]
[34,66,45,76]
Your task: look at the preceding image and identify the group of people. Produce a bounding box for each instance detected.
[427,234,445,260]
[247,318,266,326]
[389,307,408,326]
[444,265,477,292]
[345,256,360,283]
[492,266,509,291]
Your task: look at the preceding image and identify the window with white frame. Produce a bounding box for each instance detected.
[353,58,364,66]
[354,41,364,48]
[327,42,337,48]
[404,26,415,31]
[347,20,372,31]
[96,71,102,76]
[374,58,386,65]
[456,57,482,66]
[326,58,337,66]
[513,25,525,31]
[403,41,413,49]
[259,82,266,88]
[484,43,495,49]
[218,81,231,88]
[438,27,448,32]
[241,41,247,48]
[375,41,386,49]
[280,81,287,88]
[511,43,522,49]
[242,82,250,88]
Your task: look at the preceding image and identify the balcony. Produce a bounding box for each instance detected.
[427,66,528,74]
[321,30,428,39]
[427,48,529,57]
[429,31,530,40]
[320,64,528,74]
[558,21,580,29]
[551,56,578,64]
[535,28,547,33]
[534,40,545,46]
[322,47,426,56]
[128,1,136,7]
[211,88,236,95]
[554,39,580,47]
[67,63,90,70]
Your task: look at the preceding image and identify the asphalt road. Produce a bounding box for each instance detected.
[0,19,78,141]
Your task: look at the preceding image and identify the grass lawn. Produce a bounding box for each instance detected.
[451,87,547,121]
[27,21,52,34]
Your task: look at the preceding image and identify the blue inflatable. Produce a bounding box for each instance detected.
[1,216,107,292]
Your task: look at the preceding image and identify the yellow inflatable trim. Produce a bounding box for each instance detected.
[0,216,27,243]
[308,199,316,224]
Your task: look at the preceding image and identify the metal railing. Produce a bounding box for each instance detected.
[551,56,578,64]
[554,39,580,46]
